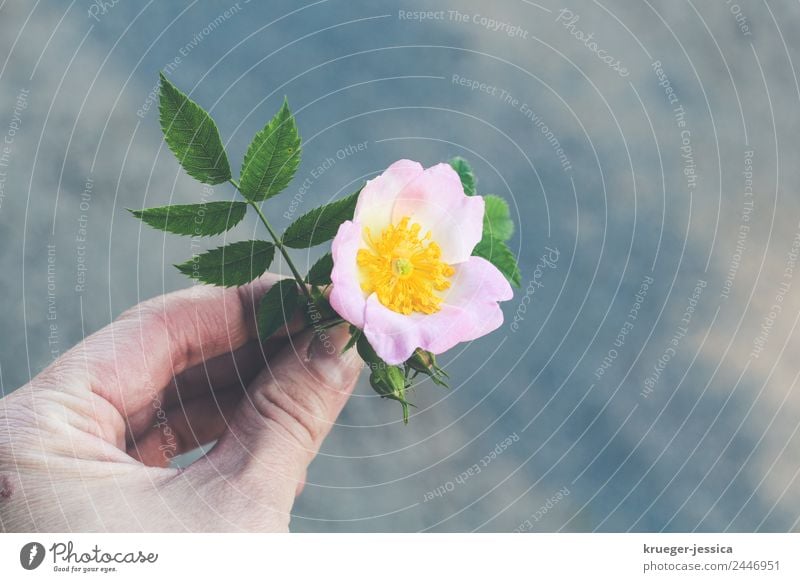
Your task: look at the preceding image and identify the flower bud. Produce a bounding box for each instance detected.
[406,349,449,387]
[407,348,436,372]
[369,365,411,424]
[369,365,405,398]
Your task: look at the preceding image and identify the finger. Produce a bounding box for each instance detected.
[38,274,307,442]
[127,387,243,467]
[296,469,307,497]
[125,336,293,438]
[164,339,274,407]
[123,341,258,437]
[189,324,361,513]
[126,337,292,456]
[128,331,329,466]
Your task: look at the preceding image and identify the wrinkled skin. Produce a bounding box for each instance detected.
[0,274,360,532]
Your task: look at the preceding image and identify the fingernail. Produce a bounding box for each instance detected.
[306,324,359,383]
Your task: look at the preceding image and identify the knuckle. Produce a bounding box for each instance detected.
[119,294,198,369]
[252,374,330,449]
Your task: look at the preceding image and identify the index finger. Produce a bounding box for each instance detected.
[38,273,306,427]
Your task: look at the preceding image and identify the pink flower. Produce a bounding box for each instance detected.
[329,159,513,365]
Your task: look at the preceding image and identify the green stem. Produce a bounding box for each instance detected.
[229,179,313,303]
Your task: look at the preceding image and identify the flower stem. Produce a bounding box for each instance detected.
[229,179,313,303]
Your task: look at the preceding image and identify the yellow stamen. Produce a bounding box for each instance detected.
[357,217,455,315]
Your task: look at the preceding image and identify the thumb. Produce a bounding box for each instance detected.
[193,323,361,514]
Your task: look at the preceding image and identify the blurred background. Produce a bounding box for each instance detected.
[1,0,799,532]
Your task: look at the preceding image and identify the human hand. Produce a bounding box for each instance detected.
[0,274,361,532]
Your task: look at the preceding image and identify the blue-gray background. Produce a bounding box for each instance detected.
[1,0,799,532]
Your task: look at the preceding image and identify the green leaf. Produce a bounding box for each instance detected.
[341,325,361,354]
[474,194,519,286]
[175,240,274,287]
[473,234,521,287]
[305,252,333,285]
[129,201,247,237]
[158,73,231,185]
[483,195,514,241]
[282,190,359,248]
[239,98,301,202]
[257,279,300,339]
[449,156,476,196]
[356,333,390,372]
[303,290,337,324]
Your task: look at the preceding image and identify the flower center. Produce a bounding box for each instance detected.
[357,216,455,315]
[392,257,413,277]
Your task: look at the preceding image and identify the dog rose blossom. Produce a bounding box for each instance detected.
[139,73,521,421]
[329,159,513,365]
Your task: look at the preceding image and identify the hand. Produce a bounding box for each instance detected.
[0,274,361,532]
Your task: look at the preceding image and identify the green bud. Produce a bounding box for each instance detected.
[407,349,436,373]
[358,335,414,423]
[369,365,412,424]
[406,349,449,387]
[370,365,404,397]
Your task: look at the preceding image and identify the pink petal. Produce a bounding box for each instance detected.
[362,256,513,364]
[392,163,484,264]
[354,159,424,233]
[329,220,368,328]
